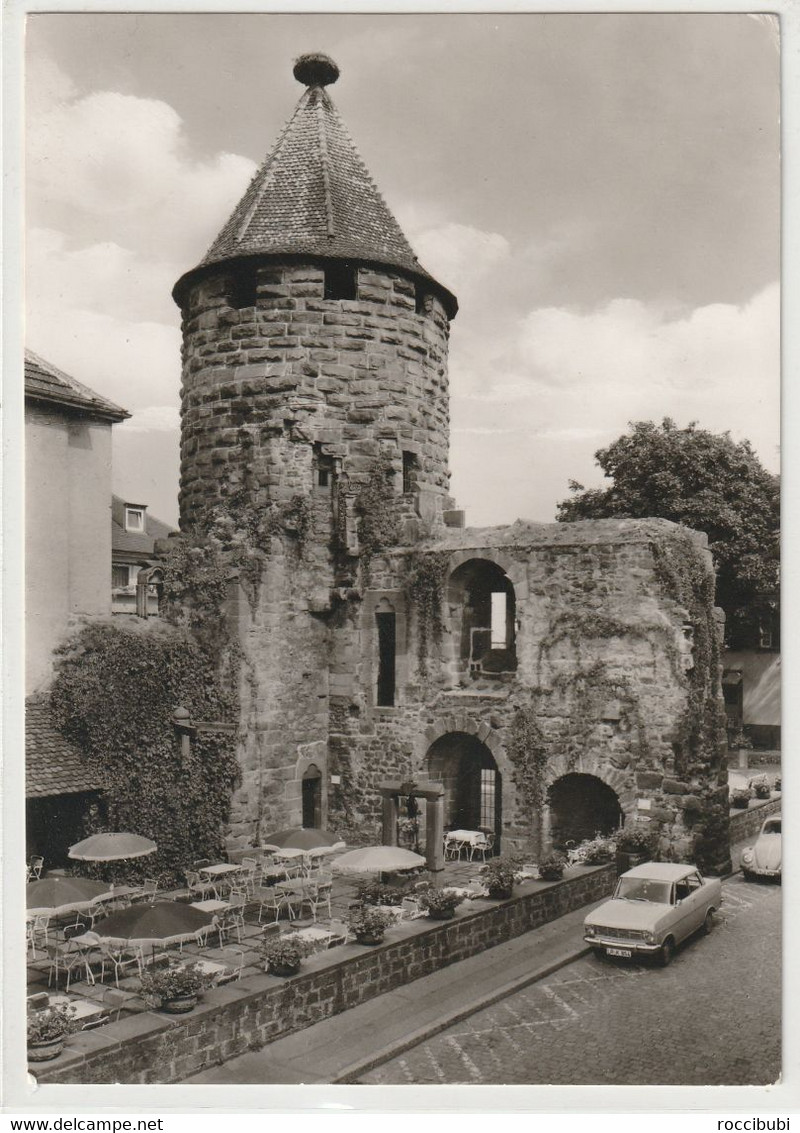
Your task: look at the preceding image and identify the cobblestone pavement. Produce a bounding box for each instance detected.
[360,875,781,1086]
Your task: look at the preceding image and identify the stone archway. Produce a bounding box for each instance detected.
[547,773,624,850]
[426,732,502,848]
[541,752,636,853]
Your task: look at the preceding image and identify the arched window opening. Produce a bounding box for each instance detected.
[427,732,501,850]
[448,559,517,680]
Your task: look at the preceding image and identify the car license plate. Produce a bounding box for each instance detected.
[606,947,632,958]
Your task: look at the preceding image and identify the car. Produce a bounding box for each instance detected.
[583,862,723,967]
[740,813,781,881]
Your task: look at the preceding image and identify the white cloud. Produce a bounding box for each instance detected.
[411,223,511,298]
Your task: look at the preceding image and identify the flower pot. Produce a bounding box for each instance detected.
[28,1037,65,1062]
[426,908,456,920]
[269,962,300,977]
[538,871,564,882]
[355,931,385,945]
[160,993,198,1014]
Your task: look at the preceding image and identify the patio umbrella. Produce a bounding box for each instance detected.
[263,827,345,852]
[91,901,214,947]
[26,877,112,916]
[68,833,157,862]
[332,846,426,874]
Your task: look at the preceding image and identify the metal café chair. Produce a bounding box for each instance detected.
[97,940,144,988]
[28,856,45,881]
[186,870,217,901]
[45,940,96,992]
[469,832,495,862]
[217,895,246,944]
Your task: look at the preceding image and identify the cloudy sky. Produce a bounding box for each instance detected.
[25,12,780,528]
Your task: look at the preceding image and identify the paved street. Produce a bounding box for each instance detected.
[360,875,781,1086]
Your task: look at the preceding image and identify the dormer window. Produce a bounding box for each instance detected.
[324,262,357,300]
[125,507,145,533]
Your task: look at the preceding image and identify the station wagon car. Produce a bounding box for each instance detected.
[583,862,722,966]
[740,814,781,881]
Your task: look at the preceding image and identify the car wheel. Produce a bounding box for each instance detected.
[702,909,715,935]
[657,937,675,967]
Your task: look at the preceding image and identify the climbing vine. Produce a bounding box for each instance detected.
[507,701,550,813]
[50,620,240,886]
[354,451,401,578]
[651,531,729,872]
[405,550,451,674]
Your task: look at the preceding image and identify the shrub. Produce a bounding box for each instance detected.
[731,788,751,809]
[537,851,568,881]
[355,880,413,906]
[481,855,523,895]
[27,1003,79,1044]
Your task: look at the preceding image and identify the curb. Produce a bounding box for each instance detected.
[331,943,592,1084]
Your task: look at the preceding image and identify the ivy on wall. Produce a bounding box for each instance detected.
[354,452,401,577]
[50,620,240,885]
[405,551,451,674]
[506,702,549,813]
[651,530,729,872]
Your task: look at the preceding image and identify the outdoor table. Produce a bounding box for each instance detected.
[273,848,306,860]
[374,904,404,923]
[48,993,106,1027]
[179,957,228,981]
[291,926,333,951]
[190,899,230,914]
[199,864,241,877]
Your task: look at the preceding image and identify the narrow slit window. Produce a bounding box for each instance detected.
[490,591,507,649]
[402,451,418,496]
[324,262,357,300]
[480,767,496,831]
[315,449,334,489]
[415,287,429,315]
[376,612,397,707]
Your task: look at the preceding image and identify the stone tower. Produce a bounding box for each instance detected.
[172,54,458,844]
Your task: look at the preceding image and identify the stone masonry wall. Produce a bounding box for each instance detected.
[328,519,729,866]
[177,260,453,846]
[33,865,615,1085]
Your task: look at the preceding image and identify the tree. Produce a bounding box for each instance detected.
[556,419,779,648]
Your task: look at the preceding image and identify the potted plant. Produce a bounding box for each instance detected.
[27,1002,78,1062]
[731,787,752,810]
[481,855,523,899]
[749,774,771,800]
[575,836,616,865]
[537,851,568,881]
[348,905,393,944]
[615,826,657,871]
[262,933,308,976]
[418,887,464,920]
[355,880,411,907]
[140,961,211,1013]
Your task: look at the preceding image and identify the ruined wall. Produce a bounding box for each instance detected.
[329,518,729,869]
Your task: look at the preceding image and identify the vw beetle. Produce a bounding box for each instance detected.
[740,814,781,881]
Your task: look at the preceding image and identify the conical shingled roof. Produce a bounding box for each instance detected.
[173,57,456,317]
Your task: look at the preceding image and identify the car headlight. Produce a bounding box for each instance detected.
[643,932,657,945]
[741,849,754,863]
[584,925,596,937]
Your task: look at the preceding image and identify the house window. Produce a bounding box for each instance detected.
[480,767,497,831]
[402,451,418,496]
[324,262,357,301]
[124,507,144,533]
[229,264,258,310]
[112,564,131,588]
[415,287,429,315]
[490,591,507,649]
[376,611,397,707]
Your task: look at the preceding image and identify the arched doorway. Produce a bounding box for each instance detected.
[547,773,623,849]
[301,764,322,828]
[427,732,501,848]
[447,559,517,679]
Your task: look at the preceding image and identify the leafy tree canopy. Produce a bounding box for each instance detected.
[556,419,779,648]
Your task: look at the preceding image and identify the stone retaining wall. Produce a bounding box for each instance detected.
[33,864,616,1085]
[729,794,781,844]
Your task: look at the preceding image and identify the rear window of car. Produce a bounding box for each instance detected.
[762,819,781,835]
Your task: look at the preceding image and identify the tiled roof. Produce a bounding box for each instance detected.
[25,350,129,422]
[111,496,176,559]
[26,700,103,798]
[173,58,457,317]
